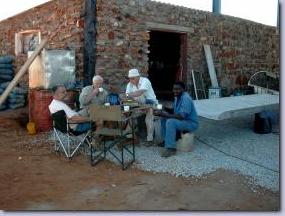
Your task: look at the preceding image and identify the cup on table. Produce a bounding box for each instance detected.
[123,105,130,112]
[157,104,163,110]
[98,87,103,92]
[104,102,110,106]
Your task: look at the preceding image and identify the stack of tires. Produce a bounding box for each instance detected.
[8,86,28,109]
[0,55,14,83]
[0,55,28,111]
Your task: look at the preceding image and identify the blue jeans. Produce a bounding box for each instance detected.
[145,99,156,105]
[161,118,198,149]
[75,122,91,133]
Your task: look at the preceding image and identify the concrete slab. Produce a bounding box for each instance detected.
[194,94,279,120]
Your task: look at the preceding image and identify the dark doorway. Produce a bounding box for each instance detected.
[148,31,185,100]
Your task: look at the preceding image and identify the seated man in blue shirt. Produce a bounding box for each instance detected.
[154,81,199,157]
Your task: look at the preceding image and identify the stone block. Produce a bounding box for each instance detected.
[176,133,194,152]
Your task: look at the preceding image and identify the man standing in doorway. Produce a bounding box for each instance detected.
[121,68,158,146]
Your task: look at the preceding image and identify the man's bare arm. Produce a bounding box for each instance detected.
[127,89,146,98]
[69,115,90,123]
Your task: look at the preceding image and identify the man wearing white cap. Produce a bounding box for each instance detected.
[123,68,158,145]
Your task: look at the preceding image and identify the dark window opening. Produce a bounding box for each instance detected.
[148,31,184,100]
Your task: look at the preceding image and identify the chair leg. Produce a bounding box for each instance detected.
[106,137,135,170]
[54,129,69,157]
[69,131,91,158]
[90,137,105,166]
[53,129,60,152]
[53,128,92,160]
[121,141,124,170]
[121,119,136,170]
[90,149,105,166]
[109,119,136,170]
[67,134,71,158]
[89,119,136,170]
[121,143,135,170]
[103,138,106,158]
[132,117,135,161]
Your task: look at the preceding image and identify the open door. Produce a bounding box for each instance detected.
[148,31,187,100]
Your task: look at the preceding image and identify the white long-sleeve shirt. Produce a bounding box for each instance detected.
[126,77,158,104]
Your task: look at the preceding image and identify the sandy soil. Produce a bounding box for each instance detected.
[0,108,279,211]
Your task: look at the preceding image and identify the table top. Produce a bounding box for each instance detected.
[89,104,148,121]
[194,94,279,120]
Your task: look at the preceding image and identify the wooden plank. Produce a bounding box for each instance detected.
[0,38,48,106]
[203,44,219,88]
[146,22,194,33]
[191,70,199,100]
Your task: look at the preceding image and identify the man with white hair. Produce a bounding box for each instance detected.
[79,75,108,116]
[122,68,158,146]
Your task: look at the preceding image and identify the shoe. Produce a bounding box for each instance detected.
[157,141,165,147]
[161,148,176,158]
[143,141,153,147]
[126,133,133,139]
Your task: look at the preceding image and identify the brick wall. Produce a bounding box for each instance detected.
[96,0,279,93]
[0,0,279,94]
[0,0,84,87]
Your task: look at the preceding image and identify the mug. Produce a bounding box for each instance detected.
[157,104,163,110]
[124,105,130,112]
[98,87,103,92]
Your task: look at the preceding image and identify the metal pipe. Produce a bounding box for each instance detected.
[277,1,280,29]
[84,0,97,86]
[212,0,221,15]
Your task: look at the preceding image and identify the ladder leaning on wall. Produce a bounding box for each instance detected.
[191,69,206,100]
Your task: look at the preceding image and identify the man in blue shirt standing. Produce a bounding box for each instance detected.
[155,81,199,157]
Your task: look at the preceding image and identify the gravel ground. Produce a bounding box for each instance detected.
[105,114,280,192]
[51,114,279,192]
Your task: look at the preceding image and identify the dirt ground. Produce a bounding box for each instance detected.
[0,108,280,211]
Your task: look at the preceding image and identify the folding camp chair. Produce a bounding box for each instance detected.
[89,105,136,170]
[51,110,92,159]
[248,71,279,95]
